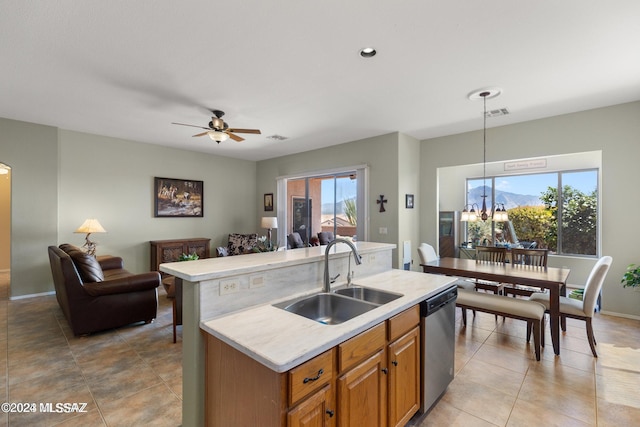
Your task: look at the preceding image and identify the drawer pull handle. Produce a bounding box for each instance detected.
[326,409,334,418]
[303,369,324,383]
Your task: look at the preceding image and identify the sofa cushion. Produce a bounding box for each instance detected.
[227,233,258,255]
[59,243,105,283]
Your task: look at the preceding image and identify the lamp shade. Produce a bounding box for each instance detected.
[208,131,229,143]
[261,217,278,229]
[74,219,107,234]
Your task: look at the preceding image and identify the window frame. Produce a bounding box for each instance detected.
[464,168,599,258]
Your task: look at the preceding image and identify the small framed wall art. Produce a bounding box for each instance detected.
[405,194,414,209]
[264,193,274,211]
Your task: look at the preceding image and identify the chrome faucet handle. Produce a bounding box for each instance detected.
[330,273,340,284]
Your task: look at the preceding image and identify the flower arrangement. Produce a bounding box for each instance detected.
[252,236,279,253]
[621,264,640,288]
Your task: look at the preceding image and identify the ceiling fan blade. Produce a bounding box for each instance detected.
[227,128,261,134]
[227,132,245,142]
[192,132,209,137]
[172,122,210,130]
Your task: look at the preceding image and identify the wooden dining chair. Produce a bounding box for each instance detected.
[474,246,507,294]
[418,243,475,291]
[503,248,549,297]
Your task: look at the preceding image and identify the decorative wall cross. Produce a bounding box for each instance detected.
[377,195,388,212]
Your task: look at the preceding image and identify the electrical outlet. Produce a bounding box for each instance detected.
[369,253,376,263]
[250,275,265,289]
[220,279,240,295]
[379,227,388,235]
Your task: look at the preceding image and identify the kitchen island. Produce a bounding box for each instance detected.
[160,242,456,426]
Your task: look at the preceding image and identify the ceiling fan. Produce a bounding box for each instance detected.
[172,109,261,143]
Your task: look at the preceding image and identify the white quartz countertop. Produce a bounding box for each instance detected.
[160,241,395,282]
[201,269,457,373]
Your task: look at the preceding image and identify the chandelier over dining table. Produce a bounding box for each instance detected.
[461,88,508,223]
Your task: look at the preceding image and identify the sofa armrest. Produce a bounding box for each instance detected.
[98,256,125,271]
[83,272,160,297]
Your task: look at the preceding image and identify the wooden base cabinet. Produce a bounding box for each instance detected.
[205,305,421,427]
[387,326,420,427]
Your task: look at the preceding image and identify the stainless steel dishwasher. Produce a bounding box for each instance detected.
[420,285,457,413]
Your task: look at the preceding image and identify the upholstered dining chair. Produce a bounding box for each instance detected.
[528,255,613,357]
[418,243,475,291]
[474,246,507,294]
[503,248,549,297]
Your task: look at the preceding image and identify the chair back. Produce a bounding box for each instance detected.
[582,256,613,317]
[511,248,548,267]
[475,246,507,263]
[317,231,335,245]
[418,243,438,264]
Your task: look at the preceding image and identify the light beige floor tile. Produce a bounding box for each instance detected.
[99,383,182,427]
[507,398,594,427]
[441,375,516,426]
[596,397,640,426]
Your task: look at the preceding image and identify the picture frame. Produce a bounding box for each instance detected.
[264,193,274,211]
[405,194,414,209]
[154,177,203,217]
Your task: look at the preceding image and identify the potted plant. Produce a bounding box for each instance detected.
[178,253,199,261]
[621,264,640,288]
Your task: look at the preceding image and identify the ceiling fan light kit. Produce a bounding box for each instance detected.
[172,109,261,144]
[208,131,229,143]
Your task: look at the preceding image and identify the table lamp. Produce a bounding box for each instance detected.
[261,217,278,247]
[74,218,107,256]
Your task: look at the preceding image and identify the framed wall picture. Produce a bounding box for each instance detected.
[406,194,414,209]
[264,193,274,211]
[154,177,203,217]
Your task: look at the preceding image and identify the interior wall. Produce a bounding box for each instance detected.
[57,129,258,275]
[0,167,11,271]
[397,133,421,270]
[257,133,401,267]
[420,101,640,318]
[0,118,58,297]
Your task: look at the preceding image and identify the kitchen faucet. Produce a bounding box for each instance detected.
[323,238,362,293]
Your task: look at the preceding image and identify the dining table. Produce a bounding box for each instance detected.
[421,257,571,355]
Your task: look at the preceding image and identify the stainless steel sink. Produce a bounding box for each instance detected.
[333,286,403,305]
[273,293,379,325]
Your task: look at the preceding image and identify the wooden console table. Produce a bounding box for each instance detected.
[150,238,210,343]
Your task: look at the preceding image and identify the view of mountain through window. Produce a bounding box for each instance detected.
[466,170,598,256]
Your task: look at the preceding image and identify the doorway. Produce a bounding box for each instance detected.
[0,162,11,298]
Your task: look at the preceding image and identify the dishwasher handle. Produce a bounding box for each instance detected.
[421,286,457,317]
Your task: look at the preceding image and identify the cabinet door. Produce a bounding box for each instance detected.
[337,349,386,427]
[288,384,335,427]
[159,242,185,263]
[387,326,420,427]
[186,241,209,258]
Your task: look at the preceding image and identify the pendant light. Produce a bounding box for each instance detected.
[461,88,506,222]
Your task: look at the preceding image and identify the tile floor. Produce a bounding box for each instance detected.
[1,270,639,426]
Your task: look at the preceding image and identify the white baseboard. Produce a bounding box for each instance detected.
[9,290,56,301]
[600,310,640,321]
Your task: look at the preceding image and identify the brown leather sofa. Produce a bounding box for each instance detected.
[48,244,160,336]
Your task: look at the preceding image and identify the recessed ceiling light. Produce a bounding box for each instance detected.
[359,47,377,58]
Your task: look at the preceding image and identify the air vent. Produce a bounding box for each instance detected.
[266,134,288,141]
[485,108,510,118]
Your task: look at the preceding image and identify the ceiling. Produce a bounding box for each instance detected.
[2,1,639,162]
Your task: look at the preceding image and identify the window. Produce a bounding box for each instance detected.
[465,169,598,256]
[276,166,368,246]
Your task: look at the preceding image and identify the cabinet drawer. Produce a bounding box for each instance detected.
[338,322,386,373]
[289,348,335,406]
[387,305,419,342]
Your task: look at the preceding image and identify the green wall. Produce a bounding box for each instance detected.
[0,119,257,297]
[419,101,640,318]
[256,132,409,267]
